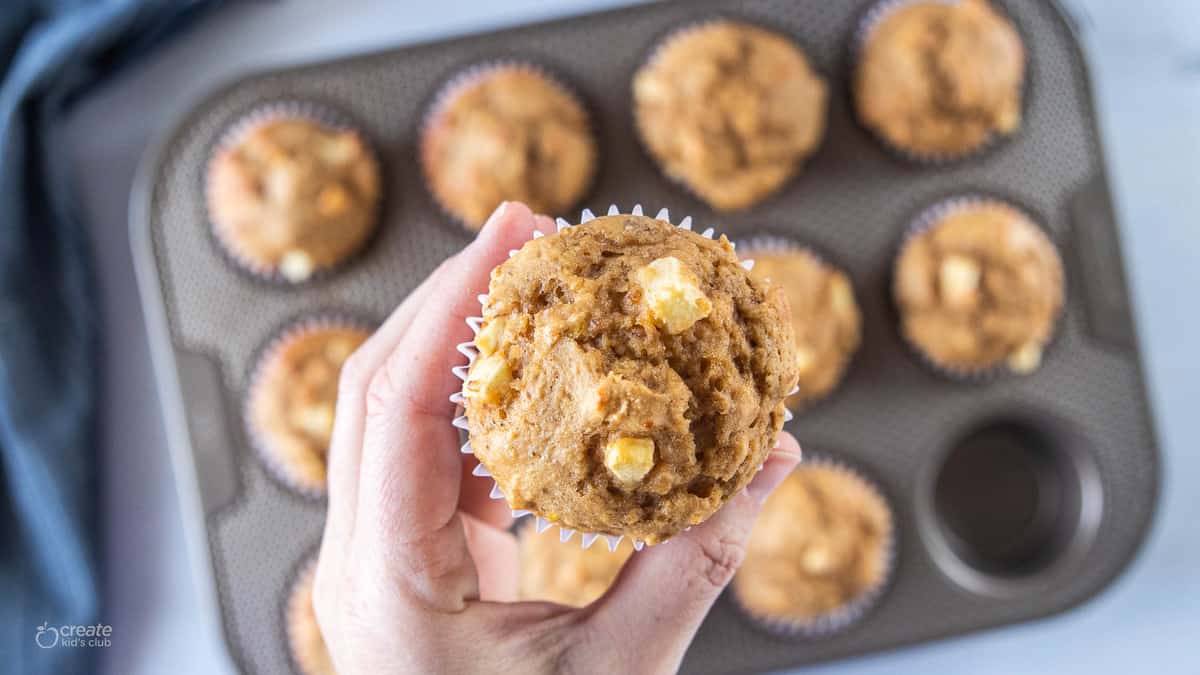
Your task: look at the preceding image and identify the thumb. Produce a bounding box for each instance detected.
[583,432,802,673]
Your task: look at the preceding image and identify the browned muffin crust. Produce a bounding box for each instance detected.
[733,465,892,623]
[746,248,861,407]
[464,215,798,544]
[249,324,369,493]
[208,117,381,281]
[518,522,634,608]
[894,202,1062,374]
[286,564,337,675]
[633,21,827,211]
[421,66,596,230]
[855,0,1025,158]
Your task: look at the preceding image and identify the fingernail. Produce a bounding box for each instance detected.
[482,201,510,230]
[745,451,802,504]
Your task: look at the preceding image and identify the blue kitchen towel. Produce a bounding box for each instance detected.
[0,2,220,674]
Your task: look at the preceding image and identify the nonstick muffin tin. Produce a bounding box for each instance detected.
[131,1,1160,673]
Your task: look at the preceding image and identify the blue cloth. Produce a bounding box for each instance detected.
[0,2,219,673]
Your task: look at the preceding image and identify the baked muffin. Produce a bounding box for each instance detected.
[285,562,336,675]
[421,64,596,231]
[208,113,381,282]
[518,522,634,607]
[894,199,1062,376]
[633,21,827,211]
[462,214,798,545]
[742,242,861,407]
[732,463,893,634]
[855,0,1025,159]
[248,320,370,495]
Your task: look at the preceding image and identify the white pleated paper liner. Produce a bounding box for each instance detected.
[735,234,861,410]
[451,205,799,552]
[632,19,827,211]
[245,314,374,500]
[205,100,383,284]
[891,194,1064,382]
[851,0,1025,165]
[729,452,897,640]
[418,60,598,233]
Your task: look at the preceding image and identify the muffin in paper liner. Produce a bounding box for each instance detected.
[245,314,372,498]
[516,517,635,607]
[283,555,337,675]
[851,0,1026,164]
[206,100,382,284]
[730,452,897,639]
[892,195,1064,381]
[419,61,597,233]
[450,205,800,552]
[736,235,861,410]
[632,19,828,211]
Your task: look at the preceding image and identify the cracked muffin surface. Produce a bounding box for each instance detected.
[894,202,1062,375]
[633,21,827,211]
[464,215,797,544]
[518,522,634,607]
[745,248,861,408]
[733,465,893,623]
[854,0,1025,158]
[421,66,596,230]
[208,117,380,282]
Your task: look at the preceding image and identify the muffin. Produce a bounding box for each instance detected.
[732,462,894,635]
[285,562,336,675]
[421,63,596,231]
[518,521,634,607]
[207,112,381,282]
[741,241,861,408]
[462,213,798,545]
[247,320,370,495]
[893,199,1062,376]
[633,21,827,211]
[854,0,1025,159]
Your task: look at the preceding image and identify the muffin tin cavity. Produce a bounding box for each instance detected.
[921,414,1102,596]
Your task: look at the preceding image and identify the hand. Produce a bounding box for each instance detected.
[313,201,803,674]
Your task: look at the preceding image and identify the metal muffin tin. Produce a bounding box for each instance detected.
[131,1,1160,673]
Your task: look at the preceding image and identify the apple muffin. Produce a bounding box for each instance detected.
[462,214,798,545]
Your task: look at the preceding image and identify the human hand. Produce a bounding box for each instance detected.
[313,201,803,674]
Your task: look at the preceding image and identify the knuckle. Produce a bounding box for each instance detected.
[337,349,371,394]
[691,536,745,590]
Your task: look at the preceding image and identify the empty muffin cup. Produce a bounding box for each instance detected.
[918,412,1103,596]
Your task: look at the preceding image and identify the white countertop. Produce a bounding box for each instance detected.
[69,1,1200,673]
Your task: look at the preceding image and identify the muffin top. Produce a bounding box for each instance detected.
[464,215,798,544]
[518,522,634,607]
[746,248,861,407]
[421,67,596,230]
[286,565,336,675]
[633,21,827,211]
[249,324,369,492]
[733,465,892,622]
[894,202,1062,374]
[855,0,1024,158]
[208,117,381,281]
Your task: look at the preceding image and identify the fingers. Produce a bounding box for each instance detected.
[353,202,542,609]
[585,433,802,673]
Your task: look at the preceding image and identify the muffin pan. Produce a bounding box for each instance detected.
[131,1,1159,673]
